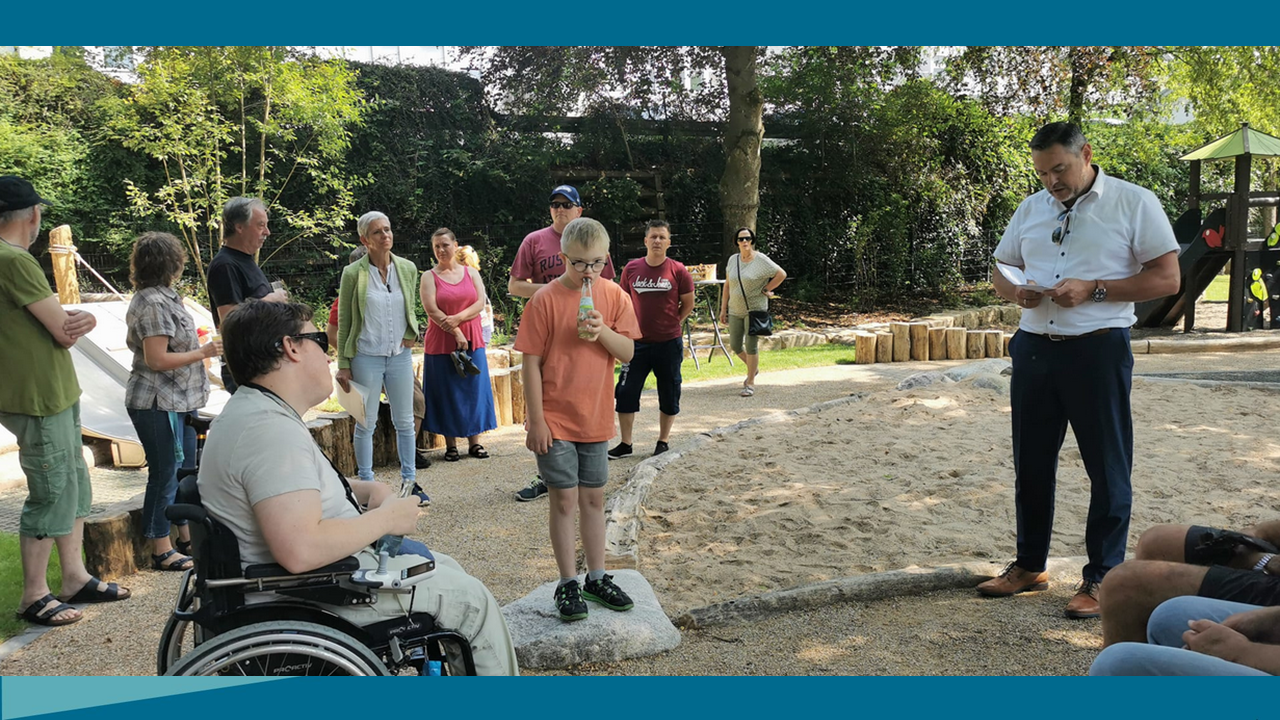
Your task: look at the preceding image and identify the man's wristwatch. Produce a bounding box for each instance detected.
[1091,280,1108,303]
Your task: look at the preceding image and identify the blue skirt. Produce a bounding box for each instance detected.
[421,350,498,438]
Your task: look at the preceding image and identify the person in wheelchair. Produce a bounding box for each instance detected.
[196,299,518,675]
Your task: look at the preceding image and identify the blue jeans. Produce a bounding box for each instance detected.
[351,350,416,482]
[127,404,187,540]
[1089,596,1270,676]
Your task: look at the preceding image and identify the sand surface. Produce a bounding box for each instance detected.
[642,377,1280,616]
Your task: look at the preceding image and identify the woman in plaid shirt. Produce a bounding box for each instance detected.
[125,232,222,571]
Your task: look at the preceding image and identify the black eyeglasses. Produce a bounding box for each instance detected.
[277,331,329,353]
[550,201,578,210]
[1051,209,1072,245]
[736,236,753,243]
[567,258,608,273]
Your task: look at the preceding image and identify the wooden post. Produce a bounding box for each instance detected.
[1003,333,1013,357]
[929,328,948,360]
[909,321,930,361]
[984,330,1003,358]
[487,349,512,426]
[890,322,911,362]
[854,332,877,364]
[945,328,966,360]
[83,512,136,581]
[874,331,894,364]
[967,331,986,359]
[49,225,80,304]
[509,350,525,425]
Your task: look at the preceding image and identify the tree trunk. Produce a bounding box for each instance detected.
[1067,47,1087,126]
[719,46,764,261]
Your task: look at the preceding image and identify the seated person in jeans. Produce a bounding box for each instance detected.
[197,299,518,675]
[1091,596,1280,676]
[1101,519,1280,646]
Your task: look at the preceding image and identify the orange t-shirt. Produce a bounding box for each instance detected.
[515,278,641,443]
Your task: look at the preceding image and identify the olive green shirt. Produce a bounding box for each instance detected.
[0,242,80,417]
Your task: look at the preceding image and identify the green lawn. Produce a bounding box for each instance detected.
[1203,275,1230,303]
[621,341,860,390]
[0,532,64,641]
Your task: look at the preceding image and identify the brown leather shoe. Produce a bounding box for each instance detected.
[977,562,1049,597]
[1064,580,1101,619]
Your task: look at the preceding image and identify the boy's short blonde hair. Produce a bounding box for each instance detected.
[560,217,610,254]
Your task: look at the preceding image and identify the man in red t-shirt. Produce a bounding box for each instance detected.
[511,185,617,501]
[608,219,695,459]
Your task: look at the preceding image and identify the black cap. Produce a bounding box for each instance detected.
[0,176,50,212]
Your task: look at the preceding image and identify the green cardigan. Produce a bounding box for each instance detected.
[337,253,420,369]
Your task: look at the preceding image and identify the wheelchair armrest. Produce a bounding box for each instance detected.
[177,468,199,481]
[243,556,361,580]
[166,502,206,525]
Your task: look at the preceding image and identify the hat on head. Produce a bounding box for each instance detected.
[0,176,50,213]
[549,185,581,206]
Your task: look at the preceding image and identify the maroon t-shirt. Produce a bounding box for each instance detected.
[509,225,616,286]
[618,257,695,343]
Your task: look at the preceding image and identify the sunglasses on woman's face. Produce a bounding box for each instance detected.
[278,331,329,354]
[737,236,753,243]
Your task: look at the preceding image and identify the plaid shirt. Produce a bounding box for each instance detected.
[125,286,210,412]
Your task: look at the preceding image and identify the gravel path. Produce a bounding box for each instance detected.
[4,346,1277,676]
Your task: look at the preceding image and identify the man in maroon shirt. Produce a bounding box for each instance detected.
[608,219,695,459]
[511,185,617,501]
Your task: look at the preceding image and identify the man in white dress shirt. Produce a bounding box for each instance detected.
[980,122,1180,619]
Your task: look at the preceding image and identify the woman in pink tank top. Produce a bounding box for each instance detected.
[418,228,497,462]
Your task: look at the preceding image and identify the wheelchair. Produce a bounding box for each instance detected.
[158,472,476,676]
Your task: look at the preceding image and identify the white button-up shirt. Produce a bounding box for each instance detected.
[994,166,1178,336]
[357,261,409,357]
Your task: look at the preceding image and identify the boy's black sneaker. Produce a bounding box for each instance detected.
[607,442,633,460]
[515,476,548,502]
[555,579,589,622]
[653,441,669,456]
[583,573,635,611]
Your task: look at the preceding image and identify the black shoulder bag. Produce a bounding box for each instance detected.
[737,255,773,337]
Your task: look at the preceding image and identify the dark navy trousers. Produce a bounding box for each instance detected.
[1009,328,1133,583]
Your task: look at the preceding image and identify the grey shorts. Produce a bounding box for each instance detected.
[535,440,608,490]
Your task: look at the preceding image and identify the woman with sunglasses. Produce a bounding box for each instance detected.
[335,212,422,495]
[124,231,221,573]
[719,227,787,397]
[418,228,496,462]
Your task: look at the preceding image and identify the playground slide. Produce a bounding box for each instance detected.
[0,300,231,467]
[1135,208,1230,328]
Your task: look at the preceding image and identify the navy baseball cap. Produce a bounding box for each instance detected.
[549,185,581,206]
[0,176,50,212]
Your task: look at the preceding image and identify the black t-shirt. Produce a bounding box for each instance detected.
[206,246,271,328]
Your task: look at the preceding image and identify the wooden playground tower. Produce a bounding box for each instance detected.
[1137,123,1280,332]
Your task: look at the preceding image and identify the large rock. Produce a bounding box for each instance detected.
[968,373,1011,394]
[943,358,1012,382]
[502,570,680,669]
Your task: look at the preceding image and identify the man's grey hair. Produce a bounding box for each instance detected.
[1029,122,1088,155]
[357,211,389,239]
[222,197,268,239]
[0,206,35,226]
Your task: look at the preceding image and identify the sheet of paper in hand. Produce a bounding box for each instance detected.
[997,264,1050,293]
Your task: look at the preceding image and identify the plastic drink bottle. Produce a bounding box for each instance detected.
[577,277,594,340]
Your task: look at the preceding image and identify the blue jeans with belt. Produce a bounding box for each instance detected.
[1009,328,1133,582]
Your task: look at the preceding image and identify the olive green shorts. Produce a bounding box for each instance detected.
[0,402,93,538]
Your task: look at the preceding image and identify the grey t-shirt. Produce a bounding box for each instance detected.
[726,252,782,316]
[198,386,360,568]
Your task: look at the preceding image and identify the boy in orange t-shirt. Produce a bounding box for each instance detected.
[514,217,641,621]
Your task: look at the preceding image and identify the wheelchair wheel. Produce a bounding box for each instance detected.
[157,613,196,675]
[164,621,389,676]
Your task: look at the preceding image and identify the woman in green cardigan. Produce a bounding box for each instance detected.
[335,211,421,491]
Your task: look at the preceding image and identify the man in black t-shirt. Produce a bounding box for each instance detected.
[207,196,288,392]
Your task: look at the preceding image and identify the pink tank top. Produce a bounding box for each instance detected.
[423,268,486,355]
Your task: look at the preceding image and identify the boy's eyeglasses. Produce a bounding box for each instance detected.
[278,331,329,353]
[1051,209,1073,245]
[549,201,578,210]
[567,258,608,273]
